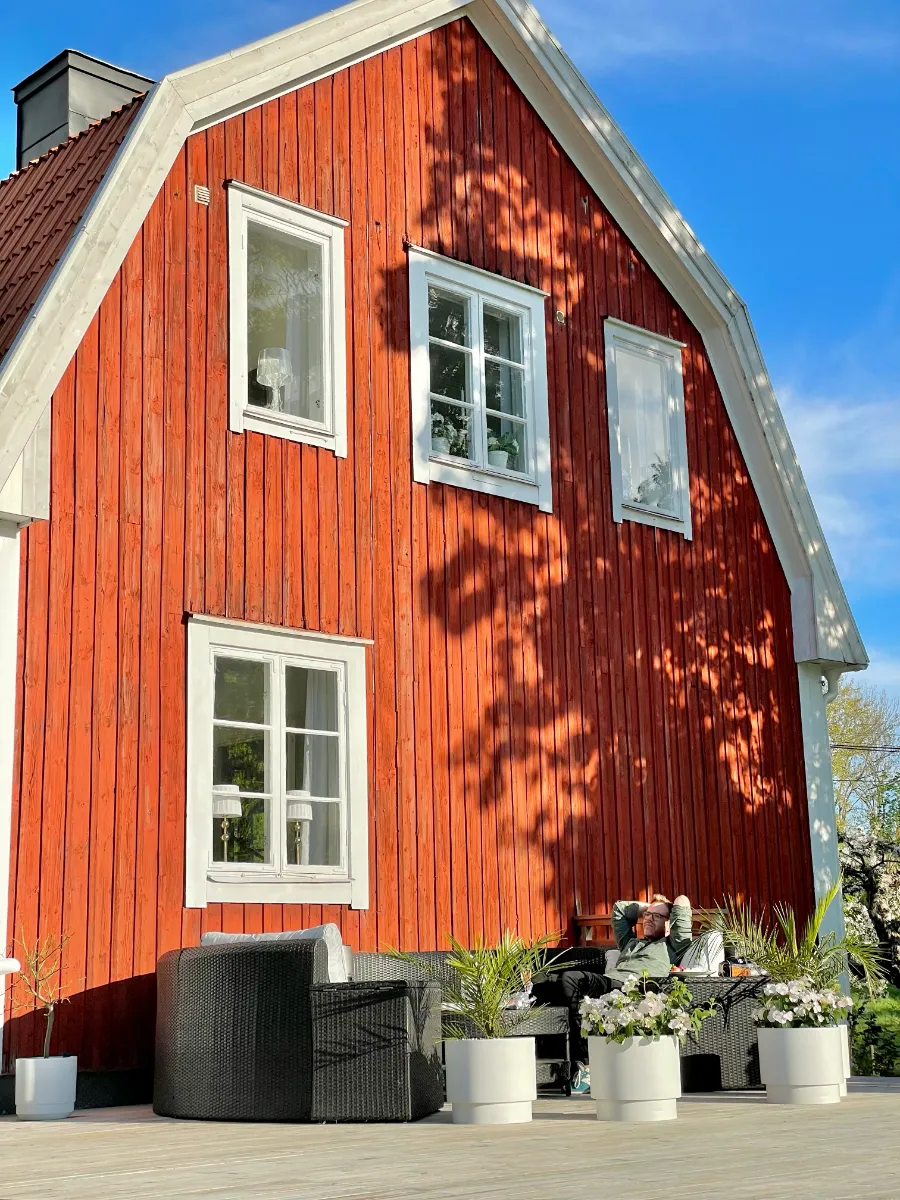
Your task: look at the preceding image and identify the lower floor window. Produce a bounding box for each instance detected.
[186,616,369,907]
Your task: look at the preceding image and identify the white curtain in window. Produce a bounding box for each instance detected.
[302,670,339,800]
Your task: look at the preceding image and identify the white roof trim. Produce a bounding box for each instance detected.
[0,0,866,668]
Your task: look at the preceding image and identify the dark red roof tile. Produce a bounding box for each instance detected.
[0,96,145,365]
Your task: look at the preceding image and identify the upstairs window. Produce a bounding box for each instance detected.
[408,247,552,512]
[227,182,348,455]
[604,318,692,539]
[186,616,369,908]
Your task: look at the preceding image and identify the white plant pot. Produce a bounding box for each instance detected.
[431,436,450,456]
[487,449,509,470]
[444,1037,536,1125]
[588,1034,681,1122]
[757,1026,843,1105]
[15,1055,78,1120]
[839,1021,850,1097]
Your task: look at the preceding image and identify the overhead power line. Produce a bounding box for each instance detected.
[831,743,900,754]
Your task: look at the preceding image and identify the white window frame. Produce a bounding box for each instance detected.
[185,615,370,908]
[408,246,553,513]
[227,181,349,456]
[604,317,692,540]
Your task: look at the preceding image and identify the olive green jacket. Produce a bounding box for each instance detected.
[606,900,693,981]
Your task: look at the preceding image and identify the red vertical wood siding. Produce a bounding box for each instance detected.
[4,19,814,1071]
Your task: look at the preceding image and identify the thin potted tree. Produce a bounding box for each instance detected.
[393,931,568,1125]
[579,974,716,1122]
[706,879,882,1104]
[11,931,78,1120]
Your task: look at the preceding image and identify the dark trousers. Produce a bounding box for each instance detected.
[559,971,639,1063]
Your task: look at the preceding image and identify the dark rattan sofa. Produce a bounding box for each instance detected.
[153,939,444,1122]
[355,946,765,1092]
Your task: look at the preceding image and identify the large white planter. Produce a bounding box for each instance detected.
[757,1026,843,1105]
[588,1034,681,1122]
[444,1037,536,1125]
[431,436,450,456]
[15,1056,78,1120]
[487,449,509,470]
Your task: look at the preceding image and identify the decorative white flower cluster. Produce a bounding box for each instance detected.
[752,978,853,1029]
[578,974,714,1044]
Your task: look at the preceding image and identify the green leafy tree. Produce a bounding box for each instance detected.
[829,680,900,841]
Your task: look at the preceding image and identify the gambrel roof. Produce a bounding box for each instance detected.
[0,0,867,670]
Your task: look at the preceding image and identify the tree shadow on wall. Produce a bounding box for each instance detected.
[2,973,156,1076]
[372,19,809,940]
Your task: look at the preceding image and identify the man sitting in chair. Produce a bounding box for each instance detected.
[563,893,693,1090]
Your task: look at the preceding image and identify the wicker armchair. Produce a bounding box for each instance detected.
[153,940,444,1122]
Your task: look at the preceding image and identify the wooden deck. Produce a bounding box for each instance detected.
[1,1081,898,1198]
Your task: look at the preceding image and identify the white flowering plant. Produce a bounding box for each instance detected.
[752,978,853,1029]
[579,974,717,1045]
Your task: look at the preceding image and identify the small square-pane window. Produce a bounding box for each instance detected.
[429,287,469,345]
[483,305,523,363]
[286,801,342,867]
[285,666,339,732]
[214,657,267,724]
[187,619,369,909]
[410,249,552,512]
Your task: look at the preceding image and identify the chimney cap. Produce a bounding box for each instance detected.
[12,49,154,102]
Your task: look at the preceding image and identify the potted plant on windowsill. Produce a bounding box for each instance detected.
[487,432,518,471]
[11,932,77,1120]
[392,931,568,1125]
[580,974,716,1122]
[431,412,454,456]
[705,878,883,1103]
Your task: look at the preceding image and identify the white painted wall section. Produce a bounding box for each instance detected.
[797,662,844,943]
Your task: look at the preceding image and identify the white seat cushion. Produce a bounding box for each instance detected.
[678,931,725,975]
[200,922,349,983]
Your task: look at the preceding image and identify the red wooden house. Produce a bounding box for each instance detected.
[0,0,866,1095]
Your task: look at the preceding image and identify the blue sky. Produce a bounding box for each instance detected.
[2,0,898,694]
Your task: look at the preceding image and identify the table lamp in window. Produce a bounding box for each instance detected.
[286,789,313,865]
[256,347,293,412]
[212,784,243,862]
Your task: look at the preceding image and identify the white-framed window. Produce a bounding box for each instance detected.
[408,246,552,513]
[227,181,348,455]
[185,615,369,908]
[604,317,692,539]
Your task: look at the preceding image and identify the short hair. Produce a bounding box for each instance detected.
[646,894,672,916]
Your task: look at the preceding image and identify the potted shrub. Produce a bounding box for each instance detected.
[394,931,568,1125]
[487,432,518,470]
[753,979,852,1104]
[11,932,77,1120]
[706,878,883,1100]
[580,974,716,1122]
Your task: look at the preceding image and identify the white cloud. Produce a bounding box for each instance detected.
[778,383,900,589]
[537,0,900,74]
[861,652,900,693]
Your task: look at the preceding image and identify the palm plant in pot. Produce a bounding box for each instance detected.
[11,931,77,1120]
[705,880,883,1104]
[579,975,716,1123]
[392,931,568,1125]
